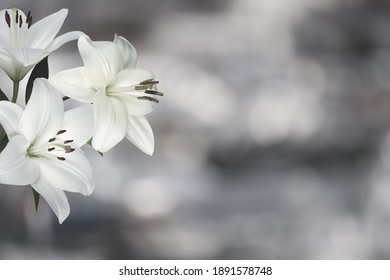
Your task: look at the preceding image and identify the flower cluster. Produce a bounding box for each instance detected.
[0,8,162,223]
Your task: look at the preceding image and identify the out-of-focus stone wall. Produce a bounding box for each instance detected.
[1,0,390,259]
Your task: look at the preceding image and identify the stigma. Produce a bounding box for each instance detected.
[45,129,76,161]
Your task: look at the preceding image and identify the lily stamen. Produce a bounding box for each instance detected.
[57,129,66,135]
[145,89,164,96]
[141,80,159,90]
[134,81,163,104]
[45,141,76,157]
[140,79,159,86]
[5,11,10,27]
[57,157,66,161]
[48,137,56,142]
[134,85,147,90]
[64,140,73,144]
[26,11,32,28]
[137,96,159,103]
[5,9,31,29]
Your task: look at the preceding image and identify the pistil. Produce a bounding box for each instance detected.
[32,131,77,161]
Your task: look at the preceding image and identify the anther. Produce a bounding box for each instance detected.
[26,11,32,28]
[57,129,66,135]
[140,80,159,90]
[57,157,66,161]
[5,11,10,27]
[19,15,22,28]
[64,140,74,144]
[15,10,18,23]
[48,137,56,142]
[137,96,160,103]
[48,147,55,152]
[145,90,164,96]
[140,79,159,86]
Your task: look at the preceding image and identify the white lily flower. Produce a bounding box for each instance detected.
[49,35,162,154]
[0,7,83,81]
[0,78,94,223]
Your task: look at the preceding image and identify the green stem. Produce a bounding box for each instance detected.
[11,80,20,103]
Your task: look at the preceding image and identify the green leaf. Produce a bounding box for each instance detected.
[32,187,40,211]
[0,87,9,101]
[0,131,8,152]
[0,87,9,153]
[25,56,49,104]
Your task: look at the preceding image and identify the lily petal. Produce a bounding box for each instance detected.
[38,147,94,196]
[62,105,94,147]
[0,48,34,80]
[25,9,68,49]
[92,89,127,152]
[126,115,154,156]
[5,47,48,67]
[32,176,70,224]
[0,101,23,137]
[47,31,85,53]
[113,34,137,69]
[20,79,64,143]
[113,91,155,116]
[0,135,39,185]
[0,9,17,48]
[111,68,154,87]
[0,10,11,47]
[109,68,155,115]
[78,36,123,89]
[49,67,95,103]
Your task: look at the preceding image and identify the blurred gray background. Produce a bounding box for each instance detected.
[1,0,390,259]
